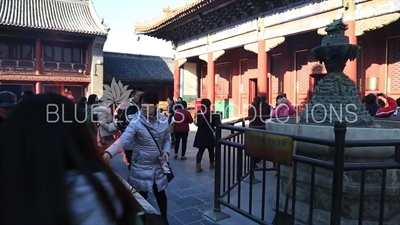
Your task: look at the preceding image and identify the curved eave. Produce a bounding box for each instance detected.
[105,77,174,83]
[134,0,219,35]
[88,0,110,36]
[0,0,109,37]
[0,24,108,37]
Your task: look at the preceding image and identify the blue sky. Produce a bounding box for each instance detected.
[93,0,192,58]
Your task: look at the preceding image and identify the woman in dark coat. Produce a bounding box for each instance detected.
[193,98,221,173]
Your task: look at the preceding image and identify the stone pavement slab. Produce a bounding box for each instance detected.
[111,126,291,225]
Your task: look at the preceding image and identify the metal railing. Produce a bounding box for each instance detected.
[205,119,400,225]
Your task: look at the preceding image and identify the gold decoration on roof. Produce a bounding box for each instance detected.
[134,0,213,34]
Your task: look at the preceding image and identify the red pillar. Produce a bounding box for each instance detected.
[35,82,42,94]
[35,38,42,74]
[86,43,92,75]
[173,60,180,99]
[257,40,268,97]
[231,48,240,117]
[207,52,215,107]
[87,82,91,96]
[344,20,357,85]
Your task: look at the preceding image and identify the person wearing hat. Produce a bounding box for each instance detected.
[0,91,18,147]
[0,91,17,118]
[18,90,34,102]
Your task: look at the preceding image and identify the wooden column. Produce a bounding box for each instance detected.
[35,82,42,94]
[230,48,240,117]
[344,20,357,84]
[173,60,180,99]
[35,38,42,75]
[343,0,357,84]
[87,82,91,96]
[86,43,92,75]
[207,52,215,107]
[257,40,268,97]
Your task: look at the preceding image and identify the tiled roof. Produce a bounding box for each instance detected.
[103,52,174,83]
[134,0,217,34]
[0,0,109,36]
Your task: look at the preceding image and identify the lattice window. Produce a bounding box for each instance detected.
[201,65,207,96]
[240,59,258,94]
[215,63,231,97]
[0,44,8,58]
[0,42,33,60]
[21,45,32,60]
[388,38,400,92]
[270,55,283,94]
[296,51,310,115]
[297,52,309,93]
[44,46,53,61]
[215,65,223,95]
[54,47,62,61]
[64,48,72,62]
[247,59,258,78]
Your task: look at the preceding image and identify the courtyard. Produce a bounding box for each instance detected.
[111,126,285,225]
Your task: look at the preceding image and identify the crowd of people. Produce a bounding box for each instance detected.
[247,92,400,126]
[0,88,223,225]
[0,90,144,225]
[1,88,399,225]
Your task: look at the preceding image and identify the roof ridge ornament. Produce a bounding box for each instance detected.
[321,18,350,46]
[325,18,348,36]
[163,6,171,13]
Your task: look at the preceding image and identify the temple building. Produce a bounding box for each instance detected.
[135,0,400,118]
[103,52,174,100]
[0,0,108,99]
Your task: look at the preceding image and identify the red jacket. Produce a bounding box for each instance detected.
[174,109,193,132]
[376,97,397,118]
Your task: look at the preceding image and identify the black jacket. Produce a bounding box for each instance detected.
[193,111,221,149]
[365,103,380,117]
[0,117,5,150]
[167,103,175,123]
[261,102,272,115]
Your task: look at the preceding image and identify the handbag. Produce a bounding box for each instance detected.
[168,117,175,134]
[96,124,115,153]
[200,111,216,139]
[140,121,175,182]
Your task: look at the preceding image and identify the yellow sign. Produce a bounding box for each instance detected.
[244,130,294,166]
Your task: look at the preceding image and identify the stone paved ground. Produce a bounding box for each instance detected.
[111,124,303,225]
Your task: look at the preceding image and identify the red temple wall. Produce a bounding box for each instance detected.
[198,20,400,117]
[359,20,400,100]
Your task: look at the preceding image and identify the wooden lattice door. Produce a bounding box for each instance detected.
[240,59,258,116]
[387,37,400,100]
[215,63,231,98]
[295,50,310,114]
[201,65,207,98]
[270,55,282,106]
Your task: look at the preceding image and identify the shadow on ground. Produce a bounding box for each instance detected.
[111,127,302,225]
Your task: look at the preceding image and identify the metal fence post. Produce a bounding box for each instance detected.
[330,122,346,225]
[204,123,230,221]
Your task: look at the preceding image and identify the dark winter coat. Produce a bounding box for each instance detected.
[193,110,221,149]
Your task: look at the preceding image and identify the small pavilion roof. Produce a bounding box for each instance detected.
[134,0,217,35]
[0,0,109,36]
[103,52,174,83]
